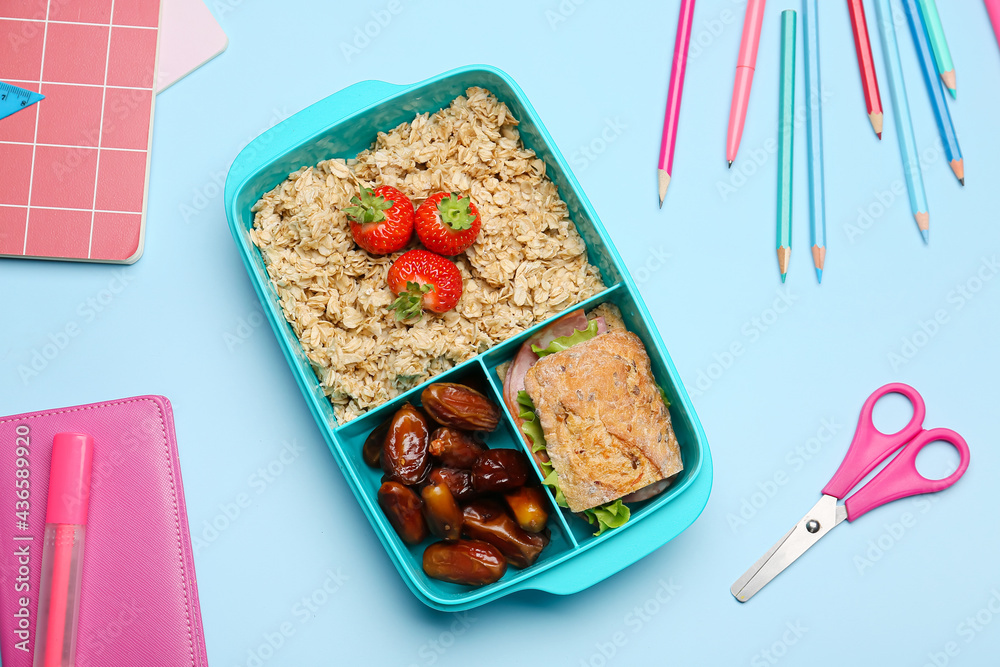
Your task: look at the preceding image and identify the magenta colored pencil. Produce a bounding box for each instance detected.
[988,0,1000,50]
[658,0,697,207]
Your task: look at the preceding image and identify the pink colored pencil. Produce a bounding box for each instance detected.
[658,0,697,207]
[987,0,1000,49]
[727,0,767,167]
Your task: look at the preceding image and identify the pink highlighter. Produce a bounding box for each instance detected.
[726,0,767,166]
[33,433,94,667]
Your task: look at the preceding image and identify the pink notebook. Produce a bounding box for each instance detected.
[0,396,208,666]
[157,0,228,93]
[0,0,162,264]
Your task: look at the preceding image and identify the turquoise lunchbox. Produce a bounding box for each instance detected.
[224,64,713,611]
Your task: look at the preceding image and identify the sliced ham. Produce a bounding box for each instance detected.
[502,309,583,422]
[621,478,673,503]
[502,309,607,460]
[594,317,608,336]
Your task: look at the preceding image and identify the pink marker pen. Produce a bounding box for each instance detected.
[33,433,94,667]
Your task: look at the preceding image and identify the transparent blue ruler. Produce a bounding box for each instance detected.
[0,81,44,121]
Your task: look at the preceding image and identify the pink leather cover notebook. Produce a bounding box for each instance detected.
[0,396,208,666]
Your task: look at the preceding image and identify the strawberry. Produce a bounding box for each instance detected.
[414,192,481,256]
[343,185,414,255]
[387,249,463,320]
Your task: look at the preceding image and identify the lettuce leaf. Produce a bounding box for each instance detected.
[518,390,630,536]
[583,500,631,536]
[542,469,568,508]
[517,391,548,453]
[656,383,670,408]
[531,318,600,357]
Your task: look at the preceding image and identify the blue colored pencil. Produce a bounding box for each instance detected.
[902,0,964,185]
[875,0,929,244]
[803,0,825,283]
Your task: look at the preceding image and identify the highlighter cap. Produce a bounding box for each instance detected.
[46,432,94,525]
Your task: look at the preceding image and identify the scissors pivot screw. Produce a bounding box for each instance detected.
[805,520,820,533]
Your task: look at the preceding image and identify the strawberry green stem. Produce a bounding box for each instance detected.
[437,193,475,231]
[343,187,393,224]
[388,281,433,321]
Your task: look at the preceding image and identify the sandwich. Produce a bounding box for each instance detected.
[498,304,683,534]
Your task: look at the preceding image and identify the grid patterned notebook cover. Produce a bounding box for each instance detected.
[0,0,162,264]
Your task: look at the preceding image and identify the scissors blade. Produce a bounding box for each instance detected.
[731,494,847,602]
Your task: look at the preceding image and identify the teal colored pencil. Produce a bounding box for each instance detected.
[876,0,929,243]
[777,10,796,282]
[803,0,825,283]
[916,0,956,98]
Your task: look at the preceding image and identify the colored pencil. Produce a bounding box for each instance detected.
[903,0,964,184]
[803,0,825,283]
[875,0,929,243]
[658,0,697,207]
[727,0,767,167]
[776,10,796,282]
[916,0,956,98]
[847,0,884,138]
[988,0,1000,51]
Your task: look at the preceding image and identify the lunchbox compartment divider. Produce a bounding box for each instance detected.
[476,283,625,370]
[476,356,582,549]
[331,352,487,437]
[332,358,582,607]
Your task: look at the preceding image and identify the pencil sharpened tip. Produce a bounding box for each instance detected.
[815,268,823,284]
[869,112,884,137]
[657,170,670,208]
[941,71,957,98]
[728,160,733,169]
[780,273,787,284]
[959,178,965,186]
[921,229,930,244]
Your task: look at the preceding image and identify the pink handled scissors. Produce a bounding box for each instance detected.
[731,382,970,602]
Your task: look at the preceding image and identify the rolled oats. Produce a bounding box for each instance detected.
[251,88,604,423]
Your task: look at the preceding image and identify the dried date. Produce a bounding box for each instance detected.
[462,500,548,569]
[381,404,430,485]
[421,383,500,431]
[421,481,463,540]
[472,449,530,493]
[422,540,507,586]
[428,467,477,502]
[503,486,549,534]
[378,481,428,545]
[429,427,486,469]
[362,417,391,468]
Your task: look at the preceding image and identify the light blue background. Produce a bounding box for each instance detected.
[2,0,998,665]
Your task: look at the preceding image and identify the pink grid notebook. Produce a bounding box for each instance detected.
[0,0,161,264]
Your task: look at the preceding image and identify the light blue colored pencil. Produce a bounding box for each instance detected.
[803,0,825,283]
[875,0,929,244]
